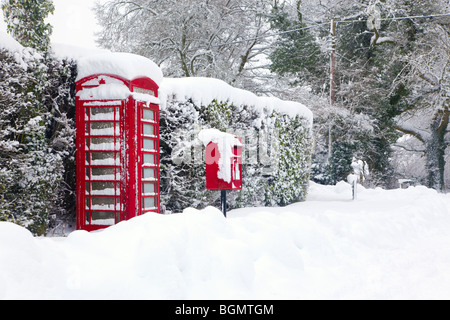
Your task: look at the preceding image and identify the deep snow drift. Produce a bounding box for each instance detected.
[1,182,450,300]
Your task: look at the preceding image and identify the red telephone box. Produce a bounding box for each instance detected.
[206,137,243,191]
[75,72,161,231]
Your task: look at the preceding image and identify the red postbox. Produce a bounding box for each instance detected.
[75,55,162,231]
[199,129,243,191]
[206,139,243,191]
[200,129,242,217]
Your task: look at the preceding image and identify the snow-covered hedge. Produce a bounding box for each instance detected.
[1,36,313,233]
[159,78,313,212]
[0,32,77,235]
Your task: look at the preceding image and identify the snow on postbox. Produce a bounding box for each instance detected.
[199,129,243,191]
[75,53,163,231]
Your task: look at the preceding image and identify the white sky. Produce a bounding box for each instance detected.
[1,0,105,49]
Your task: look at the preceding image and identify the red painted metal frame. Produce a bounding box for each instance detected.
[76,74,160,231]
[136,101,161,217]
[206,137,243,191]
[76,99,124,231]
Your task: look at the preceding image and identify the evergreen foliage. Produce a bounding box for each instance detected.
[269,0,328,91]
[160,96,313,213]
[1,0,55,52]
[266,114,312,206]
[0,45,76,236]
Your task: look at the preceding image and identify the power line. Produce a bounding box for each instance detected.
[212,13,450,48]
[212,22,330,48]
[338,12,450,24]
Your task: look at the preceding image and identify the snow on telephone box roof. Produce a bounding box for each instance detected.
[76,52,164,86]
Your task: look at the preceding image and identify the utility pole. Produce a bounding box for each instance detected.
[221,190,227,218]
[330,19,336,108]
[328,19,337,162]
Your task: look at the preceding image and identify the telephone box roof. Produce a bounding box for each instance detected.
[76,52,163,86]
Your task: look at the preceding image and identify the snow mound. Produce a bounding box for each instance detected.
[0,30,39,68]
[76,52,163,86]
[50,43,110,61]
[0,30,23,52]
[160,77,313,124]
[2,182,450,299]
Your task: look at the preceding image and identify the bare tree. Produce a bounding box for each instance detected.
[395,19,450,190]
[95,0,273,92]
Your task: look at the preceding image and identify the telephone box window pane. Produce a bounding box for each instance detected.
[90,137,118,151]
[144,197,156,209]
[90,167,116,180]
[90,122,117,136]
[142,109,155,121]
[91,211,115,226]
[134,87,155,96]
[143,168,155,180]
[143,139,155,151]
[91,152,117,166]
[142,124,155,136]
[143,153,155,165]
[90,181,115,195]
[90,107,115,121]
[91,197,115,211]
[144,183,155,194]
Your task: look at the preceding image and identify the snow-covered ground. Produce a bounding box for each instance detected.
[1,181,450,300]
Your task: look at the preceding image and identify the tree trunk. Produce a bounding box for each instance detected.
[425,111,448,192]
[425,137,445,192]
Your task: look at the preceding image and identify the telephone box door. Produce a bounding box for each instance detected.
[77,99,125,230]
[136,101,161,216]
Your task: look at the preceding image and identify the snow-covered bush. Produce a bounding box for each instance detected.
[0,33,76,235]
[265,113,313,206]
[159,78,313,212]
[2,0,55,52]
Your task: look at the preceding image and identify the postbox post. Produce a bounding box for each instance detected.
[221,190,227,217]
